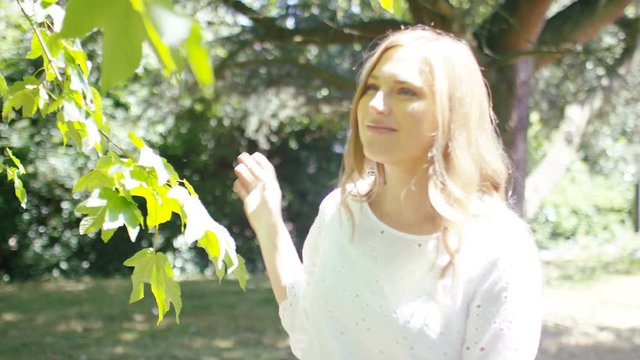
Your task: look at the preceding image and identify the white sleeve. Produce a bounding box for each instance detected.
[462,235,542,360]
[278,208,323,359]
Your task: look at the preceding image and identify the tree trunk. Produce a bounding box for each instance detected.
[524,89,602,218]
[488,57,534,216]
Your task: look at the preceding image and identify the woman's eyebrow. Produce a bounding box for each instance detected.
[368,74,421,87]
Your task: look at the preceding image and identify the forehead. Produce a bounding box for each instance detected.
[369,45,430,83]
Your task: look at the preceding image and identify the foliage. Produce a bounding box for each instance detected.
[0,0,244,324]
[530,22,639,178]
[531,160,635,249]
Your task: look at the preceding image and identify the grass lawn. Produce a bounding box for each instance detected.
[3,254,640,360]
[0,275,295,360]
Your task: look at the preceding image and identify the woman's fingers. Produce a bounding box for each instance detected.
[233,152,279,206]
[234,162,256,190]
[251,152,275,174]
[233,179,248,201]
[238,152,269,182]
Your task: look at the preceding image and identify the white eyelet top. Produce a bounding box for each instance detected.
[279,189,542,360]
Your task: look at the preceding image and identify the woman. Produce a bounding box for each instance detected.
[233,26,542,360]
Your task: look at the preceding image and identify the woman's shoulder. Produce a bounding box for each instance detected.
[318,179,373,213]
[462,200,538,265]
[318,188,342,212]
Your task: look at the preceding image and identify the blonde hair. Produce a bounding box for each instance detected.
[339,25,511,277]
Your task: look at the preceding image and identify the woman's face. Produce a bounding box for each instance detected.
[356,45,437,171]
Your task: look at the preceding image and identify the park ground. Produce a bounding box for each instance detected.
[1,266,639,359]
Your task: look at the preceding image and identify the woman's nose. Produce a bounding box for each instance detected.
[369,91,388,114]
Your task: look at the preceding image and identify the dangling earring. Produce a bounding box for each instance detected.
[427,147,436,160]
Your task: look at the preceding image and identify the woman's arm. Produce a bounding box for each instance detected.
[233,152,303,304]
[461,227,542,360]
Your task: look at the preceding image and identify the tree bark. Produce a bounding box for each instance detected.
[406,0,460,34]
[488,57,534,215]
[524,90,603,218]
[536,0,633,68]
[478,0,553,215]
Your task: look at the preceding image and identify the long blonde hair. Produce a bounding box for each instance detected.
[339,25,511,276]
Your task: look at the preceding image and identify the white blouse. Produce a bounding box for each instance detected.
[279,189,542,359]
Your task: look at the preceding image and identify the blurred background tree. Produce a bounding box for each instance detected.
[0,0,638,281]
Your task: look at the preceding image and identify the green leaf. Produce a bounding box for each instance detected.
[393,0,406,18]
[227,254,248,290]
[185,22,214,89]
[37,84,49,115]
[129,131,146,149]
[2,86,38,120]
[204,253,248,290]
[26,30,64,76]
[90,87,105,129]
[66,43,90,77]
[130,184,178,229]
[2,77,38,120]
[168,186,241,284]
[379,0,394,13]
[73,169,115,193]
[100,228,117,243]
[67,63,91,95]
[183,179,197,197]
[60,0,146,91]
[101,188,142,241]
[76,188,142,242]
[78,207,106,236]
[6,148,25,174]
[58,100,102,153]
[197,230,221,262]
[4,150,27,208]
[46,97,63,115]
[0,73,7,98]
[138,147,170,186]
[26,30,45,60]
[123,249,182,324]
[131,0,187,73]
[13,176,27,209]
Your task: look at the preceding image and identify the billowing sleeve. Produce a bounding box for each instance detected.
[462,230,542,360]
[277,203,324,358]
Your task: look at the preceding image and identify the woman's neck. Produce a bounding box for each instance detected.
[369,162,441,235]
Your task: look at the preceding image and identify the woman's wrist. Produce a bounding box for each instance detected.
[253,215,288,245]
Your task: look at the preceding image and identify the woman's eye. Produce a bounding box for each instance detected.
[364,83,379,92]
[398,87,417,96]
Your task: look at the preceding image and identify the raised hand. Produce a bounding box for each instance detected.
[233,152,284,237]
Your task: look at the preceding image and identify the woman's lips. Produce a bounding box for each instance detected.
[366,124,397,133]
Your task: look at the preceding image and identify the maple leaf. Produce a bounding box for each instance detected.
[76,188,143,242]
[60,0,146,91]
[123,248,182,324]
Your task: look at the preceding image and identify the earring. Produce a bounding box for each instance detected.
[428,147,436,159]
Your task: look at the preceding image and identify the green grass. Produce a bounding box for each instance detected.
[541,237,640,286]
[0,276,295,360]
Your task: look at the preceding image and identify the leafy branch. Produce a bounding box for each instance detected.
[0,0,246,325]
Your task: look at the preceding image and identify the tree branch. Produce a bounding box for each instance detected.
[535,0,632,68]
[525,15,639,218]
[476,0,553,54]
[217,0,404,44]
[224,58,355,91]
[406,0,461,34]
[16,0,62,82]
[483,47,580,68]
